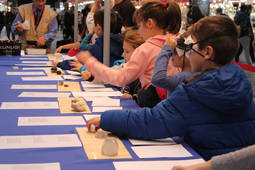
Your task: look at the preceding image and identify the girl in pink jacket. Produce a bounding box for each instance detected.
[77,1,181,107]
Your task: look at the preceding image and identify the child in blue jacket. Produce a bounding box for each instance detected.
[53,9,123,71]
[87,16,255,160]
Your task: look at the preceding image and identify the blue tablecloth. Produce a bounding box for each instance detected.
[0,55,202,170]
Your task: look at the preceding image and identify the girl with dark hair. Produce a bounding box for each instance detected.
[76,1,181,107]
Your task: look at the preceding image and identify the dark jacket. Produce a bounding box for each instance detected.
[86,33,123,67]
[100,63,255,160]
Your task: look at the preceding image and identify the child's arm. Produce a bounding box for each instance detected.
[152,37,196,93]
[55,42,80,53]
[76,46,151,87]
[79,28,94,51]
[87,92,187,139]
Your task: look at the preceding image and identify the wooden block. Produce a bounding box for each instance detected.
[76,127,132,160]
[58,97,91,114]
[58,81,81,92]
[45,68,65,76]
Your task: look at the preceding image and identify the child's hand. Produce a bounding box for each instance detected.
[74,42,80,50]
[89,27,95,35]
[76,51,93,64]
[121,93,133,99]
[165,35,177,48]
[81,71,92,80]
[55,46,63,53]
[87,117,101,132]
[52,61,59,67]
[70,60,82,71]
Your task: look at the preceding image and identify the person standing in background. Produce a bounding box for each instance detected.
[246,4,255,63]
[64,6,74,40]
[11,0,58,52]
[0,11,5,38]
[113,0,136,28]
[6,8,16,40]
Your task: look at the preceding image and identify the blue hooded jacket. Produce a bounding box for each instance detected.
[100,63,255,160]
[80,33,123,67]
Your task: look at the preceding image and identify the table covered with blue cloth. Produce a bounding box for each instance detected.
[0,55,203,170]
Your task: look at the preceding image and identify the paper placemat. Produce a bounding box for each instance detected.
[58,81,81,92]
[58,97,91,114]
[76,127,132,160]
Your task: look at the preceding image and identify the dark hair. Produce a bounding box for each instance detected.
[133,1,181,34]
[191,16,239,65]
[121,27,145,49]
[94,9,123,34]
[187,6,204,24]
[240,4,247,12]
[113,0,136,27]
[216,8,222,14]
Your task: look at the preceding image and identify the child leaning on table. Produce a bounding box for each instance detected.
[86,16,255,160]
[76,1,181,107]
[81,27,144,100]
[52,9,124,72]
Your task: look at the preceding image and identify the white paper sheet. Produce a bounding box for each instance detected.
[82,96,111,101]
[85,88,114,92]
[83,114,101,121]
[7,72,45,75]
[62,75,81,80]
[131,145,192,158]
[129,138,176,145]
[72,91,122,97]
[62,55,76,60]
[18,92,71,98]
[113,159,205,170]
[22,61,50,64]
[0,162,61,170]
[81,81,105,88]
[18,116,86,126]
[92,107,122,112]
[22,76,63,81]
[0,134,82,149]
[20,58,48,60]
[66,70,81,76]
[22,67,51,70]
[0,101,59,109]
[16,64,48,66]
[92,99,120,106]
[11,84,57,89]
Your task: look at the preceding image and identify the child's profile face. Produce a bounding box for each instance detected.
[188,36,206,72]
[95,24,103,36]
[137,21,150,40]
[123,41,135,62]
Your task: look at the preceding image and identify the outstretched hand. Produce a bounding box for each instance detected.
[87,117,101,132]
[76,51,93,64]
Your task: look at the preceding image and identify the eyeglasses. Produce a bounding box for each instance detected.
[176,36,206,58]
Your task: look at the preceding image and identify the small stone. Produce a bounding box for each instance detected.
[95,130,107,138]
[51,67,57,73]
[102,138,118,156]
[58,81,64,86]
[71,99,87,112]
[12,66,19,70]
[56,70,62,75]
[90,124,96,133]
